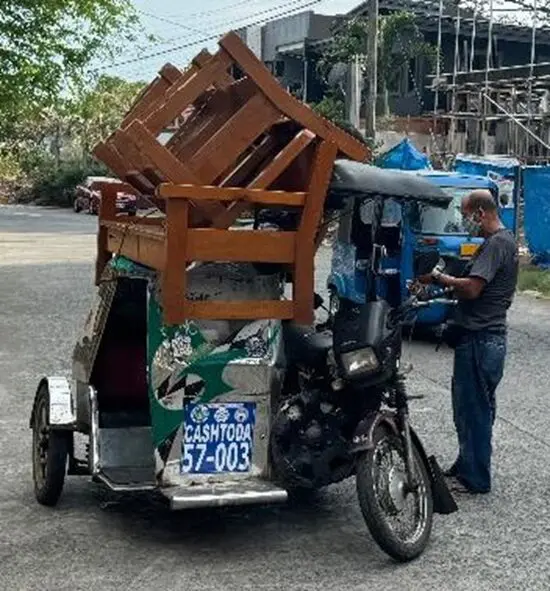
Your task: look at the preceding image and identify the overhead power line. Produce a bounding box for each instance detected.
[132,0,319,52]
[153,0,268,21]
[98,0,321,73]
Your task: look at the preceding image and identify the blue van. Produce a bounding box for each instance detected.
[327,170,499,326]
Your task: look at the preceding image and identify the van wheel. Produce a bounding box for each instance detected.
[32,384,69,506]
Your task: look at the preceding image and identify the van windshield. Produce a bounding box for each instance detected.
[411,187,474,234]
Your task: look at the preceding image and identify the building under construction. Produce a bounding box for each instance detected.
[427,0,550,162]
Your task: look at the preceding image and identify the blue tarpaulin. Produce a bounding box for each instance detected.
[523,166,550,266]
[453,153,520,234]
[376,138,431,171]
[453,153,520,178]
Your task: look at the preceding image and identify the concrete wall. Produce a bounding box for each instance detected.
[262,12,312,62]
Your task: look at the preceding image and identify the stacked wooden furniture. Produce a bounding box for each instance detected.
[93,31,370,326]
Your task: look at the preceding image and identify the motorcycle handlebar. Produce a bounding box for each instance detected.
[390,289,456,324]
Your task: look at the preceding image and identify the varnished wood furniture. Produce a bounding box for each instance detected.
[93,31,370,325]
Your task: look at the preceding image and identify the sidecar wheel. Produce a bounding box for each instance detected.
[32,384,69,506]
[356,424,433,562]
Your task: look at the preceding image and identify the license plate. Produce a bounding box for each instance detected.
[181,402,256,475]
[460,243,479,257]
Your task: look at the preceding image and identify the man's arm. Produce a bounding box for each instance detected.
[432,236,504,300]
[432,273,485,300]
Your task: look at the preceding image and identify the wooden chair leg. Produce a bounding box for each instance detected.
[162,199,189,325]
[294,140,338,325]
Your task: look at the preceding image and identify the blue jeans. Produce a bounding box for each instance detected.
[451,331,507,492]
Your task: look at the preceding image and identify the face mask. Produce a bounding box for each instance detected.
[463,213,482,236]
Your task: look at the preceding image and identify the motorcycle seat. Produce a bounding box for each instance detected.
[283,322,332,367]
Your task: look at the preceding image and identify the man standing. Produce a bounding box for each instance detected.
[421,189,518,494]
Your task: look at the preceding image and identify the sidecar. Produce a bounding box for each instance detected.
[30,256,294,508]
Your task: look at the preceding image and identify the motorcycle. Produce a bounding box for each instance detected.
[30,162,457,563]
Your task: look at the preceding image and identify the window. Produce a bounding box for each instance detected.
[410,187,473,234]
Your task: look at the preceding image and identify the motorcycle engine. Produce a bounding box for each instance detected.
[270,389,355,490]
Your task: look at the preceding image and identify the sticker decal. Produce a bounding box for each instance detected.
[181,402,256,475]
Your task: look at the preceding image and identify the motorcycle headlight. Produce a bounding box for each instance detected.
[340,347,380,378]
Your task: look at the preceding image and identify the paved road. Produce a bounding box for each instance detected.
[1,205,549,591]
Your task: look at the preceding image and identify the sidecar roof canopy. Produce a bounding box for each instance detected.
[329,160,452,207]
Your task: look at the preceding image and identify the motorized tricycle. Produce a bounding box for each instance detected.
[327,168,499,327]
[30,161,457,562]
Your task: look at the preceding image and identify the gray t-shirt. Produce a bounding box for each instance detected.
[454,228,518,331]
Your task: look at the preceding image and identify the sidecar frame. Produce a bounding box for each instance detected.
[30,258,297,509]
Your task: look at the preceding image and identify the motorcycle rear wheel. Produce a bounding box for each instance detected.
[356,424,433,562]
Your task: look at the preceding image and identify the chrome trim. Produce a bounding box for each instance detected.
[89,386,100,476]
[45,376,76,426]
[162,481,288,510]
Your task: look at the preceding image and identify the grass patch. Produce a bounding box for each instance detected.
[518,265,550,297]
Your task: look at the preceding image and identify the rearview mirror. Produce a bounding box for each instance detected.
[414,250,440,276]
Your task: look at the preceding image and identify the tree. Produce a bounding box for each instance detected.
[0,0,138,139]
[317,13,438,117]
[70,75,147,157]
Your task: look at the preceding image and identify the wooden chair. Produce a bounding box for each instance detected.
[93,31,370,326]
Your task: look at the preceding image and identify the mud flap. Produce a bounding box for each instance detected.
[409,428,458,515]
[427,454,458,515]
[351,413,458,515]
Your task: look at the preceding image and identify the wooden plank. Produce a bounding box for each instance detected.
[219,32,370,162]
[122,63,184,127]
[212,130,316,228]
[95,183,119,284]
[124,120,225,222]
[219,135,279,187]
[93,142,130,181]
[112,129,167,187]
[181,299,294,321]
[186,229,296,263]
[166,90,229,155]
[101,220,165,239]
[106,228,165,271]
[162,199,190,325]
[112,129,150,172]
[171,78,258,162]
[294,140,338,325]
[93,142,155,194]
[189,92,281,183]
[145,50,234,135]
[250,130,316,188]
[157,184,306,206]
[193,49,233,88]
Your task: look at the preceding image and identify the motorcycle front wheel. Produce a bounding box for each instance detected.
[356,424,433,562]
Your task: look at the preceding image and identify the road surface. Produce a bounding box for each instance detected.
[0,205,549,591]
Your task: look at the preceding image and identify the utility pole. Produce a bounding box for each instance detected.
[365,0,379,141]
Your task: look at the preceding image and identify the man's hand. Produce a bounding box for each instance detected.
[416,273,434,285]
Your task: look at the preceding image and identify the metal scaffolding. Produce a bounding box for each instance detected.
[429,0,550,160]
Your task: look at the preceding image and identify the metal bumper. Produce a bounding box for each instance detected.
[160,479,288,510]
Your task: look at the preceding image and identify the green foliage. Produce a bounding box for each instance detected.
[312,92,347,126]
[0,150,21,181]
[319,12,437,96]
[1,75,145,205]
[0,0,138,139]
[311,93,382,156]
[69,75,147,154]
[378,12,438,93]
[517,265,550,296]
[30,159,108,207]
